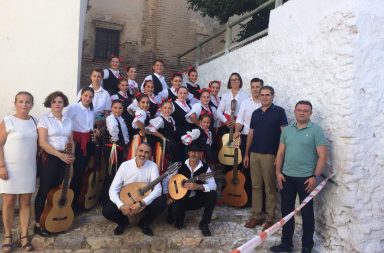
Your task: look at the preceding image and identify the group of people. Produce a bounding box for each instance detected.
[0,56,327,253]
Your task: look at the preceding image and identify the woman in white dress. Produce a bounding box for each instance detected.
[0,91,37,252]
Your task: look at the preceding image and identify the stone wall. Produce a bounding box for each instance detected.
[0,0,87,118]
[80,0,221,88]
[197,0,384,252]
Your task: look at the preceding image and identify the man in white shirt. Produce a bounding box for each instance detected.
[163,142,217,237]
[141,59,168,95]
[234,78,263,205]
[76,69,112,118]
[101,143,166,236]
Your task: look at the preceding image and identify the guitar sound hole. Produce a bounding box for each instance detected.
[173,181,179,194]
[138,188,145,196]
[232,179,239,185]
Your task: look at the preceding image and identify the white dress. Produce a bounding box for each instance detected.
[0,115,37,194]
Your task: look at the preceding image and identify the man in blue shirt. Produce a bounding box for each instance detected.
[270,100,327,253]
[243,86,288,230]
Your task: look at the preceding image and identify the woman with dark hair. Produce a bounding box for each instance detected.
[171,86,195,142]
[34,91,74,237]
[128,80,159,119]
[0,91,37,252]
[185,68,201,100]
[103,56,123,95]
[64,87,95,211]
[216,73,249,135]
[155,73,195,104]
[126,66,139,98]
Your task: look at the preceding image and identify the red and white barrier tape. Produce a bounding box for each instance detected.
[231,172,336,253]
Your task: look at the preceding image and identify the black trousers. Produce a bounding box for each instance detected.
[281,175,314,249]
[35,154,66,222]
[70,141,94,209]
[169,191,217,224]
[99,147,125,206]
[102,194,167,226]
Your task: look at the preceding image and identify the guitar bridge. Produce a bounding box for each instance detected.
[127,192,137,204]
[53,216,68,221]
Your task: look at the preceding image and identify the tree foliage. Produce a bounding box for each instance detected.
[187,0,280,41]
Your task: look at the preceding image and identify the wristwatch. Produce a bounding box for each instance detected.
[311,175,321,181]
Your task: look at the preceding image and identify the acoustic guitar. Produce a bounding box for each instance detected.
[40,143,74,233]
[168,172,215,200]
[222,138,248,207]
[78,133,105,210]
[218,99,242,165]
[119,161,182,208]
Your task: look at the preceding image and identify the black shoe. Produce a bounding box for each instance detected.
[139,223,154,236]
[174,221,184,230]
[301,247,312,253]
[113,224,126,235]
[34,225,52,237]
[166,215,174,225]
[199,223,212,237]
[269,243,293,252]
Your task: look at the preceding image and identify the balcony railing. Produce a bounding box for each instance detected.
[177,0,284,68]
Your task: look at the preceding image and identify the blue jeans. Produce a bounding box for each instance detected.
[281,174,314,250]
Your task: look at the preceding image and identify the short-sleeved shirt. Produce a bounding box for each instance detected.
[249,104,288,155]
[281,121,327,177]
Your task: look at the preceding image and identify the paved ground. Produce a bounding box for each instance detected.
[2,202,306,253]
[1,167,305,252]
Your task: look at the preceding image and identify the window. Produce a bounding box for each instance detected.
[94,28,120,60]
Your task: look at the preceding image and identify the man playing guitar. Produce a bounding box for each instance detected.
[163,142,217,237]
[101,143,166,236]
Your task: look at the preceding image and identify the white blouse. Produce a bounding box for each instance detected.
[64,102,95,133]
[155,87,196,104]
[106,114,129,144]
[147,114,176,133]
[132,109,149,129]
[216,90,249,123]
[186,102,217,122]
[37,112,72,151]
[76,85,112,117]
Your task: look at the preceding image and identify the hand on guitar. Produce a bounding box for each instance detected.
[183,182,204,191]
[120,204,133,216]
[233,131,241,140]
[129,201,146,215]
[243,155,249,169]
[59,153,75,165]
[166,194,175,206]
[225,120,235,128]
[276,172,286,191]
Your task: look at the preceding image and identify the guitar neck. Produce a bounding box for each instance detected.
[61,144,72,200]
[141,173,169,193]
[141,162,181,194]
[233,147,239,179]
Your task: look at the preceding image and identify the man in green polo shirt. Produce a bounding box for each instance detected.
[270,100,327,253]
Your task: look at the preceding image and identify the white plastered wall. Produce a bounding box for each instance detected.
[0,0,88,119]
[197,0,384,252]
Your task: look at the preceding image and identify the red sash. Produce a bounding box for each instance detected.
[73,131,92,156]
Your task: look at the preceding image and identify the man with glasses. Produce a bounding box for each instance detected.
[243,86,288,230]
[270,101,327,253]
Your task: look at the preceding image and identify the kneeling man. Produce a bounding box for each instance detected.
[102,143,167,236]
[164,142,217,236]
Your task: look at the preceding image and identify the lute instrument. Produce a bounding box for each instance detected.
[119,161,182,208]
[168,172,215,200]
[218,99,242,165]
[222,138,248,207]
[40,143,74,233]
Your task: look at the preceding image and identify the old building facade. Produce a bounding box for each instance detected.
[80,0,222,87]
